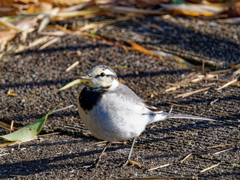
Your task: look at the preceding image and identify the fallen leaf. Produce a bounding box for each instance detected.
[161,4,227,17]
[109,6,167,15]
[52,0,93,7]
[118,78,125,84]
[38,7,60,32]
[0,31,16,44]
[0,7,20,16]
[53,79,87,93]
[136,0,168,8]
[0,104,59,143]
[53,8,101,19]
[7,89,17,96]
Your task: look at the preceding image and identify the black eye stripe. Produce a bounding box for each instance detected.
[95,74,116,79]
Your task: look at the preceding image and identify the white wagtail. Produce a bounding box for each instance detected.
[77,65,214,167]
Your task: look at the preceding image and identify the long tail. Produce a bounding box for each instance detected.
[164,112,215,121]
[150,112,215,124]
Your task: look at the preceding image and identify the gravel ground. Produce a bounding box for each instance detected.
[0,15,240,179]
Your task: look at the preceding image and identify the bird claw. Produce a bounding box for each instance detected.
[83,160,100,168]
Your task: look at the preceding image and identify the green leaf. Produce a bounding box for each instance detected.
[52,79,87,93]
[0,104,59,142]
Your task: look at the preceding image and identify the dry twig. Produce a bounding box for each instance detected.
[216,79,238,91]
[200,163,220,173]
[175,87,210,98]
[148,163,170,171]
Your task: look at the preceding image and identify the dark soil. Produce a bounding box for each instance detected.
[0,15,239,179]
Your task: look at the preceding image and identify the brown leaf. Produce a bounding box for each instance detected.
[118,78,125,84]
[52,0,93,7]
[161,4,226,17]
[0,31,16,44]
[136,0,169,8]
[0,0,14,7]
[0,7,20,16]
[13,17,38,31]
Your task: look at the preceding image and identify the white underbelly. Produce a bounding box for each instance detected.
[77,98,148,142]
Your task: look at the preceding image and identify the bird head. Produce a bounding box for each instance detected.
[80,65,119,89]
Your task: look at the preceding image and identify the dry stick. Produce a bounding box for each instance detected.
[38,37,60,51]
[208,143,235,149]
[65,61,79,72]
[52,104,75,113]
[10,121,14,133]
[200,163,220,173]
[175,87,210,98]
[180,153,192,163]
[165,102,190,108]
[216,79,237,91]
[169,105,173,113]
[148,163,170,171]
[213,148,234,155]
[38,132,60,137]
[210,98,219,105]
[217,79,240,86]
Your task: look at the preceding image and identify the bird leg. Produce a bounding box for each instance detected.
[84,141,110,168]
[122,137,136,167]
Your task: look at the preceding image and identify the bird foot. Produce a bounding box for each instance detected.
[83,158,101,168]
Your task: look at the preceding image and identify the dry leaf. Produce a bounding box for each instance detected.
[136,0,167,8]
[7,89,17,96]
[13,17,38,31]
[52,0,93,7]
[161,4,227,17]
[0,7,20,16]
[118,78,125,84]
[0,31,16,44]
[109,6,166,15]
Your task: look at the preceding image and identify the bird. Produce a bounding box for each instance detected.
[77,65,215,167]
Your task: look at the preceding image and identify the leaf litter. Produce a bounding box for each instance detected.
[0,104,60,146]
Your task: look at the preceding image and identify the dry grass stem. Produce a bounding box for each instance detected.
[29,36,53,47]
[217,79,240,86]
[53,104,75,113]
[213,148,233,155]
[148,163,170,171]
[165,102,190,108]
[93,140,108,145]
[210,98,219,105]
[216,113,235,118]
[200,163,220,173]
[66,61,79,72]
[216,79,238,91]
[180,153,192,163]
[10,121,14,132]
[38,37,60,51]
[210,69,231,74]
[38,132,60,137]
[175,87,210,98]
[38,31,65,36]
[208,143,234,149]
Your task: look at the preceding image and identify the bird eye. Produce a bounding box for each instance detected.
[100,72,105,77]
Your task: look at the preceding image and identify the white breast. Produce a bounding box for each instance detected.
[77,92,152,142]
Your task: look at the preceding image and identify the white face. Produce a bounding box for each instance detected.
[87,66,119,90]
